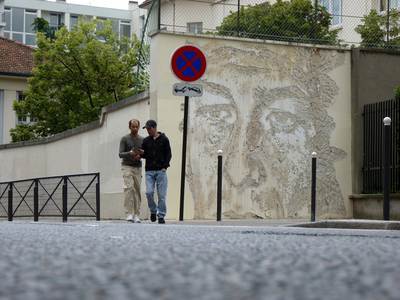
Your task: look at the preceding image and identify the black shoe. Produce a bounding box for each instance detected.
[150,214,157,222]
[158,217,165,224]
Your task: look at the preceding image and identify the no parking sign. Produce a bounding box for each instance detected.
[171,45,207,82]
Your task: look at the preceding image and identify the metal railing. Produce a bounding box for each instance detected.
[0,173,100,222]
[363,98,400,193]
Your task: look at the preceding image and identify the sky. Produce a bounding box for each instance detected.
[53,0,135,10]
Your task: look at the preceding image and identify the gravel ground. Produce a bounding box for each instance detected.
[0,220,399,300]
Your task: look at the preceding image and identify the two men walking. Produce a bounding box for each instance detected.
[119,119,171,224]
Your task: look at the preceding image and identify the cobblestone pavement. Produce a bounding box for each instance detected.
[0,220,399,300]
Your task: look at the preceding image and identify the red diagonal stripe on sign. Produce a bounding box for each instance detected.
[180,52,200,76]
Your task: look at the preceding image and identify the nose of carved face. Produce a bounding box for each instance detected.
[224,139,266,189]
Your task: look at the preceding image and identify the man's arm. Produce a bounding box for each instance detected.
[119,137,132,159]
[164,138,172,168]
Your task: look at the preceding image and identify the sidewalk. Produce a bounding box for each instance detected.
[167,219,400,230]
[4,217,400,230]
[166,218,307,227]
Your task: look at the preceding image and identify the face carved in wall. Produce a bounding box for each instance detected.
[186,44,347,219]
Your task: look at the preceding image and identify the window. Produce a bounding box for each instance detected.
[70,15,78,28]
[111,19,119,35]
[4,8,37,45]
[381,0,400,11]
[16,91,27,124]
[25,34,36,46]
[120,21,131,38]
[96,17,106,31]
[24,10,36,33]
[4,8,10,31]
[50,13,62,31]
[25,10,36,46]
[187,22,203,34]
[319,0,342,26]
[139,15,145,36]
[12,33,23,43]
[11,7,23,32]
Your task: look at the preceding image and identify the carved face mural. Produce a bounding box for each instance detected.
[186,44,347,219]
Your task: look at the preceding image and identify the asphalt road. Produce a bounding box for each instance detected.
[0,220,399,300]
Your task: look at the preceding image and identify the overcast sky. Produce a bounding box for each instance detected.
[58,0,134,10]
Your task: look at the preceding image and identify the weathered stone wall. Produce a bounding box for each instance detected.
[151,33,352,219]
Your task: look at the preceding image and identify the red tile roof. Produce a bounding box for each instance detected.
[0,37,34,76]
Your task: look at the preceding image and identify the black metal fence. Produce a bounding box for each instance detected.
[363,98,400,193]
[0,173,100,222]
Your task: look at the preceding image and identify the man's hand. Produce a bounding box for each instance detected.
[130,149,142,161]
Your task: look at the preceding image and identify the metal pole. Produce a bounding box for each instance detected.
[311,152,317,222]
[217,150,223,221]
[179,96,189,221]
[236,0,240,37]
[8,182,13,222]
[383,117,391,220]
[96,173,100,221]
[386,0,390,46]
[34,179,39,222]
[157,0,161,31]
[62,176,68,222]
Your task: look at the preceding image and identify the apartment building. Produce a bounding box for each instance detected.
[0,0,146,46]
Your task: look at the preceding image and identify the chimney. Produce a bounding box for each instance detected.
[129,1,139,38]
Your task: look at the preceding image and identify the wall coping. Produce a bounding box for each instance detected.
[0,90,150,150]
[149,30,352,52]
[357,47,400,55]
[350,194,400,200]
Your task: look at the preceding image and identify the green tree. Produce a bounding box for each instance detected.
[32,17,56,39]
[355,9,400,48]
[216,0,339,44]
[395,86,400,99]
[11,19,147,142]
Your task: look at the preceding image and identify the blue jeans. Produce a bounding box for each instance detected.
[145,170,168,218]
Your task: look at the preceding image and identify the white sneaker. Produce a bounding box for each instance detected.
[133,215,141,223]
[126,214,133,222]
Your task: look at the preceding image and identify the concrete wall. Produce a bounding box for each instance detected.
[0,76,27,144]
[351,48,400,194]
[150,32,353,219]
[351,194,400,220]
[0,92,150,219]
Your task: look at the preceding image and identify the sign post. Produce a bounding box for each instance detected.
[171,45,206,221]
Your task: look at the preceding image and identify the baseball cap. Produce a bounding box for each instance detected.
[143,119,157,129]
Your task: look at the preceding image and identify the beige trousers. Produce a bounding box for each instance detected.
[121,165,142,215]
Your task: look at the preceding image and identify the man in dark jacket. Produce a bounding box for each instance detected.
[140,120,172,224]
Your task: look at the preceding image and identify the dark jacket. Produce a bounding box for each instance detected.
[141,132,172,171]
